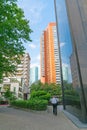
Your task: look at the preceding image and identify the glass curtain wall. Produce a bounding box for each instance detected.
[54,0,87,122]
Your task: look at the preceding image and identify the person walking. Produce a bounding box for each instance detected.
[50,96,59,115]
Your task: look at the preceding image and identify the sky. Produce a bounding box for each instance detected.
[55,0,72,82]
[17,0,72,82]
[17,0,55,72]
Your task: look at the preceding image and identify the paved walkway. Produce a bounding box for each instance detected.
[0,105,87,130]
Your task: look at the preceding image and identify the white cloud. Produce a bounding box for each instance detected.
[29,43,36,49]
[62,62,72,82]
[18,0,46,25]
[60,42,66,48]
[37,54,40,61]
[29,2,46,25]
[62,63,68,67]
[30,63,39,68]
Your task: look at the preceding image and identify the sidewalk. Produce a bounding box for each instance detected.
[48,105,87,129]
[0,105,87,130]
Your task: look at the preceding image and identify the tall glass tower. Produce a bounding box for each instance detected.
[54,0,87,122]
[30,67,38,85]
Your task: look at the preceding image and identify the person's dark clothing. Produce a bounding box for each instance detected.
[53,104,57,115]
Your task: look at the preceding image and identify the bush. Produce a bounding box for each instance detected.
[11,99,48,111]
[11,100,28,108]
[30,90,51,101]
[27,99,48,110]
[30,82,62,97]
[11,90,50,111]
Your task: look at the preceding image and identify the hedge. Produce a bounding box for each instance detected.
[27,99,48,110]
[10,90,50,111]
[11,100,28,108]
[30,90,51,101]
[10,99,48,111]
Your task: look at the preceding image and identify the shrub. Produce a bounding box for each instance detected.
[11,100,28,108]
[30,90,51,101]
[11,90,50,111]
[11,99,48,111]
[27,99,48,110]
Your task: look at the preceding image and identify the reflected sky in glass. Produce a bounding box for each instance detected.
[55,0,72,82]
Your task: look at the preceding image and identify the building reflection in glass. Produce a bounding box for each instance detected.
[54,0,87,122]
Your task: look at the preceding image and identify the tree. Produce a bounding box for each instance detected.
[30,80,43,92]
[4,89,12,99]
[63,80,73,90]
[0,0,32,82]
[43,83,62,96]
[4,89,16,102]
[30,81,62,97]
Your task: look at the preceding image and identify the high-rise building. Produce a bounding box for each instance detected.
[30,67,38,85]
[65,0,87,122]
[54,0,87,122]
[40,23,61,84]
[65,0,87,87]
[62,65,68,82]
[0,53,31,98]
[16,53,30,87]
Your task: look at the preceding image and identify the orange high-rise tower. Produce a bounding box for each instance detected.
[40,23,61,84]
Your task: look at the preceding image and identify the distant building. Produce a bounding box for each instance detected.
[0,53,31,99]
[30,67,38,85]
[62,65,68,82]
[40,22,61,84]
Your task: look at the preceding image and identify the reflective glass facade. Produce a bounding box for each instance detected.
[30,67,38,85]
[54,0,87,122]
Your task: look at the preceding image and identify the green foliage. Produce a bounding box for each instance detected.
[4,89,12,99]
[30,81,62,97]
[30,90,51,101]
[11,86,49,111]
[64,89,79,96]
[27,81,62,110]
[64,89,81,107]
[11,99,48,110]
[0,0,32,82]
[29,89,51,110]
[44,83,62,96]
[27,99,48,110]
[4,89,16,101]
[63,80,73,90]
[11,100,28,108]
[63,81,81,107]
[30,80,43,92]
[65,95,81,107]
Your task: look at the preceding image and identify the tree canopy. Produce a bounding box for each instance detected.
[30,81,62,97]
[0,0,32,82]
